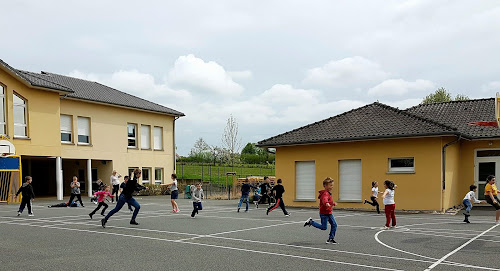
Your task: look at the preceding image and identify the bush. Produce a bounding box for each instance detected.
[137,184,170,196]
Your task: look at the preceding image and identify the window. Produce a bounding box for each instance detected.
[153,126,163,150]
[60,115,72,143]
[128,167,139,179]
[128,124,137,148]
[388,158,415,173]
[77,117,90,144]
[141,125,151,149]
[0,85,5,135]
[142,168,151,184]
[295,161,315,200]
[154,168,163,185]
[13,93,27,137]
[339,160,362,201]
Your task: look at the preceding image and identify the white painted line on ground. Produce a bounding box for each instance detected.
[424,224,500,271]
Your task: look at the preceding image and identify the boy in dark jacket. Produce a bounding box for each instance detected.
[304,177,338,244]
[266,179,290,216]
[15,176,35,216]
[237,178,256,212]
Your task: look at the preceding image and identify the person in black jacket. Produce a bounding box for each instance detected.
[266,179,290,216]
[15,176,35,216]
[101,169,147,228]
[237,178,257,213]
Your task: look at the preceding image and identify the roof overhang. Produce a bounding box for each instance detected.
[0,63,73,94]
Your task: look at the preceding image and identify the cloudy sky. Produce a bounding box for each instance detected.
[2,1,500,155]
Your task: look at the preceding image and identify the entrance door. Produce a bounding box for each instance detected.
[478,162,495,200]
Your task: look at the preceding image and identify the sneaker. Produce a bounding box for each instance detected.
[326,239,337,244]
[89,213,93,219]
[176,208,180,213]
[130,220,139,225]
[28,213,34,217]
[304,217,312,227]
[237,208,240,213]
[94,201,98,205]
[285,213,290,217]
[464,219,470,223]
[101,219,107,228]
[17,212,21,216]
[171,210,176,213]
[266,209,270,215]
[245,210,248,212]
[381,226,390,230]
[390,226,398,229]
[363,199,367,204]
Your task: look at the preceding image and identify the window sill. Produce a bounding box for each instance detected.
[386,171,415,174]
[14,136,30,140]
[61,142,75,145]
[128,147,138,149]
[294,199,317,202]
[153,149,164,152]
[141,148,152,151]
[337,200,362,203]
[77,143,93,147]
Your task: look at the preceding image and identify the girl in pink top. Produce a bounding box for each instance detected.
[89,185,114,219]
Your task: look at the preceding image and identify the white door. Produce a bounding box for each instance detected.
[339,160,362,202]
[475,149,500,200]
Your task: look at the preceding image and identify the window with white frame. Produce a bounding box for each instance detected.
[153,126,163,150]
[0,85,5,135]
[128,168,138,179]
[142,168,151,184]
[128,124,137,148]
[60,115,72,143]
[295,161,316,200]
[154,168,163,185]
[77,117,90,144]
[13,93,27,137]
[141,125,151,149]
[388,158,415,173]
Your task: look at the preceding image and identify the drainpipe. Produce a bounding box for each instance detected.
[441,135,461,210]
[173,116,179,173]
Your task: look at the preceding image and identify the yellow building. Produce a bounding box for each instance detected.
[258,100,500,211]
[0,59,184,200]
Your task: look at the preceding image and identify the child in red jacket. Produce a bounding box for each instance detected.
[304,177,338,244]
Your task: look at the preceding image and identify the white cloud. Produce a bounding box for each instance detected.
[167,54,244,96]
[368,79,435,96]
[481,81,500,94]
[227,70,253,80]
[303,56,390,87]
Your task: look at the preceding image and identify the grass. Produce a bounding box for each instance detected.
[176,163,275,184]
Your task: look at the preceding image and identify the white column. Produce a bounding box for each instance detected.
[56,157,63,200]
[87,159,92,197]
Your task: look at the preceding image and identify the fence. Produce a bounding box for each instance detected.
[176,162,275,197]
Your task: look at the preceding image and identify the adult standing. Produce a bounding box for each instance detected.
[484,175,500,224]
[161,173,180,213]
[102,169,146,228]
[68,176,84,207]
[110,170,121,203]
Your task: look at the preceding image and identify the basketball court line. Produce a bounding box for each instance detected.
[424,223,500,270]
[400,230,500,243]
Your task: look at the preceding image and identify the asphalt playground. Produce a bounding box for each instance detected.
[1,196,499,271]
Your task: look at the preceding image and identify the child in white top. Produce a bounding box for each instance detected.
[462,184,483,223]
[364,181,381,214]
[191,183,204,218]
[381,180,397,229]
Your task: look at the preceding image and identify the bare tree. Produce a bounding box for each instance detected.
[222,114,242,165]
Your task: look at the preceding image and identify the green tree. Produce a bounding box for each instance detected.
[421,88,469,104]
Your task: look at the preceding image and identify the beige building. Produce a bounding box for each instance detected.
[0,59,184,200]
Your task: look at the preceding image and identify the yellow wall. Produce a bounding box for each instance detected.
[442,139,461,210]
[60,99,175,185]
[0,68,62,157]
[275,137,446,211]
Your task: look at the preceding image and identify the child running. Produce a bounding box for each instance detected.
[462,184,483,223]
[162,173,180,213]
[364,181,381,214]
[15,176,35,217]
[191,183,204,218]
[238,178,256,213]
[382,180,397,229]
[101,169,146,228]
[304,177,338,244]
[266,179,290,216]
[89,185,114,219]
[484,175,500,224]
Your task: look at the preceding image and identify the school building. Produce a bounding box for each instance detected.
[258,99,500,211]
[0,59,184,200]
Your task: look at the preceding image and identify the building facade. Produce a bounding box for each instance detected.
[258,100,500,211]
[0,59,184,200]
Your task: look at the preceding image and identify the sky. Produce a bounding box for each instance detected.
[2,0,500,155]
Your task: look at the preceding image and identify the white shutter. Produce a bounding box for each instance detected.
[339,160,362,201]
[295,161,316,200]
[141,125,150,149]
[60,115,72,132]
[153,127,162,150]
[77,117,89,136]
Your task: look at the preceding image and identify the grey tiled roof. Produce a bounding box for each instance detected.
[1,59,72,92]
[405,98,500,139]
[257,102,458,147]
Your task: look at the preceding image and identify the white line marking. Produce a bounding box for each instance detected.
[424,224,500,270]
